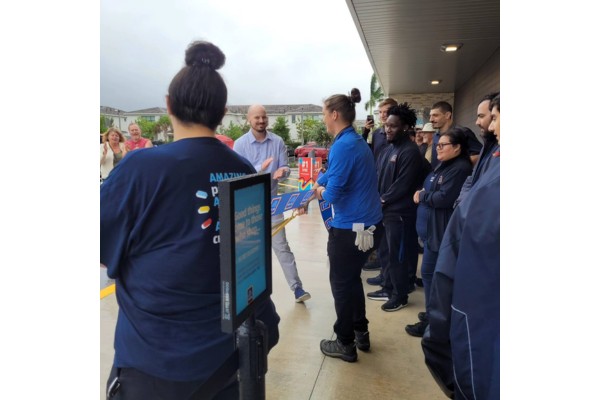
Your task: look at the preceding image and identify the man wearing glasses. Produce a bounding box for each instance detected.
[428,101,482,170]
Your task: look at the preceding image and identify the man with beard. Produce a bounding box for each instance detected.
[429,101,482,170]
[421,94,500,400]
[234,105,311,303]
[366,103,427,311]
[454,92,500,207]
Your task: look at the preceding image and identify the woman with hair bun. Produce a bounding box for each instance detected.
[101,41,280,399]
[312,88,383,362]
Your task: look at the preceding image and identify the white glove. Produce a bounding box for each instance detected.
[353,223,376,252]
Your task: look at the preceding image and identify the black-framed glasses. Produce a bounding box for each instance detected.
[436,142,454,149]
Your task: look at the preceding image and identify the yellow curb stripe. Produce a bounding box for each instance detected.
[100,283,116,299]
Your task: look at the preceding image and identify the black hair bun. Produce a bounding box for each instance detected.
[185,41,226,70]
[349,88,361,104]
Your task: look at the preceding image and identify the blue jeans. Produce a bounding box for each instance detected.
[421,241,439,315]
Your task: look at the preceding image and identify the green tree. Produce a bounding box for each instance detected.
[296,119,329,146]
[155,115,173,141]
[135,118,157,140]
[270,116,291,143]
[219,121,250,141]
[364,73,384,115]
[100,114,109,133]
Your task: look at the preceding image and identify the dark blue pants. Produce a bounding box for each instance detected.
[328,222,383,345]
[106,365,238,400]
[381,213,417,303]
[420,241,439,315]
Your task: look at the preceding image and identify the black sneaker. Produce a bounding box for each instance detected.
[367,289,390,301]
[320,339,357,362]
[381,298,408,312]
[415,278,424,287]
[418,311,428,322]
[354,331,370,352]
[366,274,383,286]
[405,321,428,337]
[362,263,381,272]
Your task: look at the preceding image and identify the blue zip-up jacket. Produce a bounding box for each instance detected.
[454,136,499,208]
[317,126,382,229]
[416,156,472,252]
[422,151,500,400]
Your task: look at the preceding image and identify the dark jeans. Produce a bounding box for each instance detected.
[328,222,383,345]
[421,241,439,316]
[407,220,419,286]
[106,365,238,400]
[381,213,417,303]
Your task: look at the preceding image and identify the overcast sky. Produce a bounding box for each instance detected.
[100,0,375,119]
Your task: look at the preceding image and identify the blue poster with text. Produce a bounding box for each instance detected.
[234,184,267,315]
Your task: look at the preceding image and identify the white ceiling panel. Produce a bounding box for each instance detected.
[346,0,500,95]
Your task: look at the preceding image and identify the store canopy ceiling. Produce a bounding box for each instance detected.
[346,0,500,95]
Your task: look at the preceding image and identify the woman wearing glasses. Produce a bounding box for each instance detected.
[405,127,472,337]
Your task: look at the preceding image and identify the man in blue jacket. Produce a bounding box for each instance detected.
[421,94,500,400]
[454,92,500,207]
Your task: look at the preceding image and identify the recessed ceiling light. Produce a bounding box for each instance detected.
[441,43,463,52]
[430,80,441,85]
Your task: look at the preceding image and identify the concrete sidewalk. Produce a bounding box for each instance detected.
[100,202,446,399]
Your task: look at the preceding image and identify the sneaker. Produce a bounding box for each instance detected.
[367,288,390,301]
[366,274,383,286]
[381,298,408,312]
[418,311,428,322]
[354,330,370,352]
[320,339,357,362]
[294,287,311,303]
[415,278,424,287]
[405,320,428,337]
[362,263,381,271]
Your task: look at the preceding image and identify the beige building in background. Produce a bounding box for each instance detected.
[100,104,322,142]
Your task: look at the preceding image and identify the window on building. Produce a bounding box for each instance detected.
[291,114,296,123]
[141,116,156,122]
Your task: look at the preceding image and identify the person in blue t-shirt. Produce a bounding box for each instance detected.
[100,41,280,400]
[311,88,383,363]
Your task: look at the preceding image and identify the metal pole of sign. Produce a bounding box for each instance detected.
[237,313,268,400]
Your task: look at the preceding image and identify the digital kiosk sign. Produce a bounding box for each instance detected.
[219,173,272,333]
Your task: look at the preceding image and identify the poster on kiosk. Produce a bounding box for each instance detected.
[219,173,272,333]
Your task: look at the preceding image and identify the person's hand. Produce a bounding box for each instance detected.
[316,186,325,200]
[296,204,309,215]
[273,167,287,180]
[365,119,374,131]
[261,157,274,172]
[413,189,423,204]
[103,143,108,156]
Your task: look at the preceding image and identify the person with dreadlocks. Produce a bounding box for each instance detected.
[366,103,429,312]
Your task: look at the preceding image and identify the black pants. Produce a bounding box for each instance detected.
[327,222,383,345]
[380,213,418,303]
[106,365,238,400]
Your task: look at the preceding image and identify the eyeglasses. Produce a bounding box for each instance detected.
[436,142,454,149]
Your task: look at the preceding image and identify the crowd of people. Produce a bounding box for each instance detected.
[100,39,499,400]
